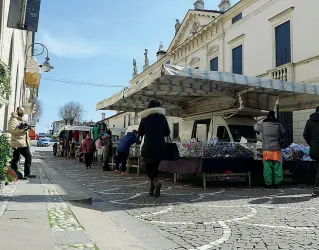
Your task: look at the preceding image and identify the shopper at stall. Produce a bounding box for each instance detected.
[103,130,113,171]
[138,100,170,197]
[95,135,104,165]
[116,130,138,174]
[303,106,319,197]
[70,138,76,158]
[254,111,285,188]
[8,107,36,179]
[81,133,95,169]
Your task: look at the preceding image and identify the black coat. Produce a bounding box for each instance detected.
[138,107,170,164]
[303,112,319,160]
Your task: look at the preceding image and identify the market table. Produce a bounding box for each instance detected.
[201,158,253,189]
[159,158,201,183]
[159,158,318,188]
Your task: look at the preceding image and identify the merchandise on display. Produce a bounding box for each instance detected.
[129,144,140,158]
[176,140,254,159]
[281,143,313,161]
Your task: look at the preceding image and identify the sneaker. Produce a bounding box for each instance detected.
[121,172,128,175]
[154,181,162,198]
[114,170,120,173]
[25,173,36,178]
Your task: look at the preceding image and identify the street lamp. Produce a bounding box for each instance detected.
[27,42,54,72]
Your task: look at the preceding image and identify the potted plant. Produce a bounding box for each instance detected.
[0,132,13,190]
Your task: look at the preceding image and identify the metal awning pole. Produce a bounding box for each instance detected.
[275,97,280,118]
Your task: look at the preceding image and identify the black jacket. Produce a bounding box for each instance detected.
[303,112,319,159]
[138,107,170,164]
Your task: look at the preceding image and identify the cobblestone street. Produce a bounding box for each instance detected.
[41,151,319,250]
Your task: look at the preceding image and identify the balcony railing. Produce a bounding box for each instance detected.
[258,63,294,82]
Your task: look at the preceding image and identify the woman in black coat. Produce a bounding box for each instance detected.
[138,100,170,197]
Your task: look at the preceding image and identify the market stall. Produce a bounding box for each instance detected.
[97,64,319,187]
[58,125,93,158]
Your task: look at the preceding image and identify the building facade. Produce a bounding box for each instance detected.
[51,120,66,135]
[102,112,183,139]
[99,0,319,144]
[0,0,39,131]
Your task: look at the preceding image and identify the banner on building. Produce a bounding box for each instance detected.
[7,0,41,32]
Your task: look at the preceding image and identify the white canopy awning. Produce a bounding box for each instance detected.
[97,64,319,116]
[58,125,92,134]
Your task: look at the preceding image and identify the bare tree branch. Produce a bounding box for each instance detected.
[59,101,83,125]
[33,99,43,123]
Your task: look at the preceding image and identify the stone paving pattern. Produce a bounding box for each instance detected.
[44,154,319,250]
[37,163,98,250]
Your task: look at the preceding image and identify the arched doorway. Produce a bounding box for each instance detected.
[3,33,14,131]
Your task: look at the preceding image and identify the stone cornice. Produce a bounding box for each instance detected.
[268,7,294,23]
[223,0,258,22]
[227,34,245,45]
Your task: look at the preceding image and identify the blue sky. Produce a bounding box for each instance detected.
[35,0,239,133]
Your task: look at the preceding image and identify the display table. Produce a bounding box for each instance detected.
[159,157,317,188]
[201,158,253,189]
[159,158,201,183]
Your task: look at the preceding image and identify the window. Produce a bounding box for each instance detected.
[232,13,242,24]
[228,125,257,143]
[210,57,218,71]
[128,114,131,126]
[124,116,126,128]
[275,21,291,67]
[173,123,179,139]
[191,119,210,142]
[217,126,230,142]
[232,45,243,74]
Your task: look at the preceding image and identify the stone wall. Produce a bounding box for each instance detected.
[0,0,28,131]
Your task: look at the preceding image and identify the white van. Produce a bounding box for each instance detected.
[179,108,267,143]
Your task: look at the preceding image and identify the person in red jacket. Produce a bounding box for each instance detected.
[81,133,95,169]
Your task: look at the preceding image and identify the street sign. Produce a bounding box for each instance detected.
[7,0,41,32]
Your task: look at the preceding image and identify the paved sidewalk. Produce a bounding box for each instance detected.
[0,151,176,250]
[43,152,319,250]
[0,169,55,250]
[3,148,319,250]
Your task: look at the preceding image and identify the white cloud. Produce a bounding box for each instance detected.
[38,31,104,59]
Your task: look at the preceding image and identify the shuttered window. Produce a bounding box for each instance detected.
[210,57,218,71]
[275,21,291,67]
[232,45,243,74]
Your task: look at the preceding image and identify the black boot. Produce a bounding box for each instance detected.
[154,180,162,198]
[149,181,155,196]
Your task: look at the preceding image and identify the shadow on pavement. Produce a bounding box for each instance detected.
[8,151,313,214]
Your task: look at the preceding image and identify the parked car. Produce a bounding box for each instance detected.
[49,139,59,146]
[37,138,50,147]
